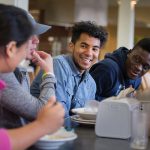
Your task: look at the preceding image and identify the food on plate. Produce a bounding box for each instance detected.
[41,127,77,140]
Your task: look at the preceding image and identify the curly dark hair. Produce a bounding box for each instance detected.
[133,38,150,53]
[71,21,108,48]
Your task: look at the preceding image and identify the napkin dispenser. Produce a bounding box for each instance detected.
[95,97,140,139]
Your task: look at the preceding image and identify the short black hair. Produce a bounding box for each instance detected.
[0,4,33,48]
[71,21,108,48]
[133,38,150,53]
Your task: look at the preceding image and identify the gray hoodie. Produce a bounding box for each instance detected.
[0,67,56,129]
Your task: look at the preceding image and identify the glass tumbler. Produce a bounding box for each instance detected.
[130,108,148,150]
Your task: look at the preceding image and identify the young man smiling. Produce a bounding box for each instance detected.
[31,21,108,117]
[90,38,150,101]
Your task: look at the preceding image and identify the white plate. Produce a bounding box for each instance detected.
[35,127,77,149]
[71,108,97,120]
[71,115,96,125]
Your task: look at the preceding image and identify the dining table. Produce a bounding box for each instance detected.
[29,117,150,150]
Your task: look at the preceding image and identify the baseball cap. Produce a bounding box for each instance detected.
[26,12,51,35]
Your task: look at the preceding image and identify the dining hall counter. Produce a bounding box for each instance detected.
[28,118,150,150]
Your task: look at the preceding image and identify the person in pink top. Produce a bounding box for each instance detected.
[0,129,11,150]
[0,4,64,150]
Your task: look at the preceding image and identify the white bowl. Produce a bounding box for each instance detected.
[71,108,97,120]
[35,127,77,149]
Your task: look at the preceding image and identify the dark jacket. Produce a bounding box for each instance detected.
[90,47,141,101]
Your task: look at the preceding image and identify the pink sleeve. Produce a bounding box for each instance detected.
[0,129,12,150]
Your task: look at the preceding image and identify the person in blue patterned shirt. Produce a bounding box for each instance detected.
[31,21,108,117]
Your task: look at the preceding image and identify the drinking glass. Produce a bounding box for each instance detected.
[130,108,148,149]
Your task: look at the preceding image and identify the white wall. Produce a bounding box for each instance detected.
[0,0,28,10]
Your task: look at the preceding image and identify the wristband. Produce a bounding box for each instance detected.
[42,72,55,79]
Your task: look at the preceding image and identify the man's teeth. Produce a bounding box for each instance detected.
[82,58,92,62]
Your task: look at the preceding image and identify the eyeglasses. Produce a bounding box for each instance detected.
[131,54,150,72]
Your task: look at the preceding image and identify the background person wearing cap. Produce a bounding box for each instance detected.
[20,12,51,72]
[0,10,57,129]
